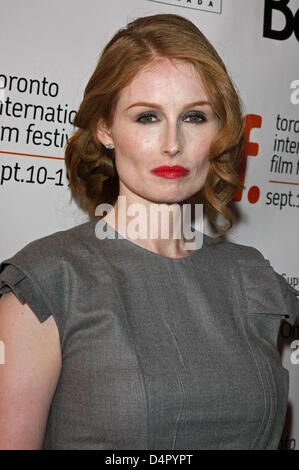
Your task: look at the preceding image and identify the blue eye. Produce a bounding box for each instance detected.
[136,112,158,123]
[184,112,206,123]
[136,111,207,124]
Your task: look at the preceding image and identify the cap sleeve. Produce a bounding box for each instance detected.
[238,247,299,326]
[0,235,69,347]
[0,261,53,323]
[274,271,299,325]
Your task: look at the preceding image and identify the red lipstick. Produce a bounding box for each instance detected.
[151,165,190,179]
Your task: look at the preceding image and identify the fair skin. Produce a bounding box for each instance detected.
[96,57,219,258]
[0,57,219,449]
[0,291,61,449]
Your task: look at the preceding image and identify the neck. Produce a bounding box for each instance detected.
[103,195,200,258]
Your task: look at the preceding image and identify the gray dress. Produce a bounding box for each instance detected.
[0,219,298,450]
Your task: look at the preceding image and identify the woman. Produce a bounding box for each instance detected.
[0,13,298,450]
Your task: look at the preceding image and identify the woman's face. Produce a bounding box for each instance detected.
[97,57,219,205]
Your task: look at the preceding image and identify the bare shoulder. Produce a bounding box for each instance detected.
[0,291,62,449]
[0,290,62,361]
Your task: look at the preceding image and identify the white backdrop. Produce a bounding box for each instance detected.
[1,0,298,450]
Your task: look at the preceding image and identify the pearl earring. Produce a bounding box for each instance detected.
[105,143,114,150]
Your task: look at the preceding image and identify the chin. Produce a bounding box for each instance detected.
[144,194,190,205]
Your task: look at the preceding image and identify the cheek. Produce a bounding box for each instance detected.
[113,128,136,155]
[115,127,158,161]
[133,126,161,149]
[185,123,218,148]
[189,136,214,164]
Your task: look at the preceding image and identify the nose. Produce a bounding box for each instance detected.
[161,121,183,157]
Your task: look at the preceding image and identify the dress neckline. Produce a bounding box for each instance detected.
[98,219,206,262]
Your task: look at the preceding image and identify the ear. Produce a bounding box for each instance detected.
[95,118,114,148]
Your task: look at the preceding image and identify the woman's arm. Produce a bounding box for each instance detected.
[0,291,62,449]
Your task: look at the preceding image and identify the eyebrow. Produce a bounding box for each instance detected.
[125,101,211,112]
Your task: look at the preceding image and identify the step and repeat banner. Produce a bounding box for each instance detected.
[0,0,298,450]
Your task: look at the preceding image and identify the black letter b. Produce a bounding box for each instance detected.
[263,0,296,41]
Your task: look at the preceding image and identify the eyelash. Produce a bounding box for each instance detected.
[136,111,207,124]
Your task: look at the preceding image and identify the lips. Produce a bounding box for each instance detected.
[151,165,190,179]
